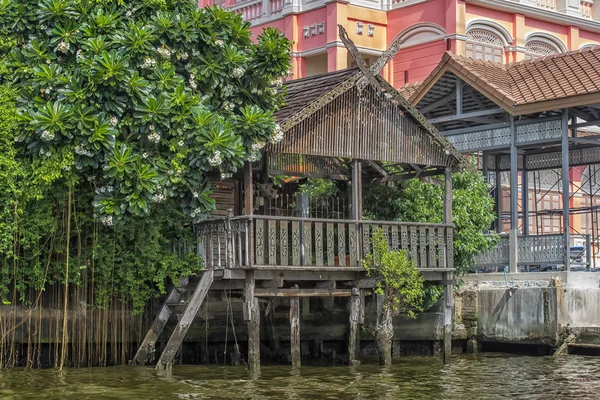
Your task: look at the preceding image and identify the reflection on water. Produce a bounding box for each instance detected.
[1,353,600,399]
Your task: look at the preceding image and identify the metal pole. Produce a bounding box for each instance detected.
[561,109,571,271]
[522,170,529,236]
[509,116,519,273]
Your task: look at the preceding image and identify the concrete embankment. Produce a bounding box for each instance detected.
[455,272,600,355]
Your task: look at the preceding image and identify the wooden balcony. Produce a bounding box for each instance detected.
[196,213,454,274]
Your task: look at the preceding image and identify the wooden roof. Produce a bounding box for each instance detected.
[410,47,600,115]
[268,69,462,169]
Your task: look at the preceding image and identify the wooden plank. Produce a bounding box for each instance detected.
[349,223,357,267]
[255,288,353,297]
[401,225,408,250]
[255,219,265,265]
[304,221,312,266]
[315,222,324,266]
[246,270,260,371]
[292,221,301,266]
[391,225,399,251]
[410,226,418,263]
[429,227,436,268]
[130,287,182,365]
[419,227,427,268]
[327,222,335,267]
[268,219,277,265]
[338,223,346,267]
[438,228,446,269]
[155,270,214,369]
[280,220,289,266]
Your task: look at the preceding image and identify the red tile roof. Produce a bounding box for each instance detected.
[410,47,600,115]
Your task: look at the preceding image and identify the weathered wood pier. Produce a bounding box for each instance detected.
[131,27,462,369]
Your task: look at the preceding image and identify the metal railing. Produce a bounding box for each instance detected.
[474,234,592,269]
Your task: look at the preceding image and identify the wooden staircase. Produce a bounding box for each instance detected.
[130,270,214,368]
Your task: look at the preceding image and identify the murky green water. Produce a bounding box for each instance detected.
[1,354,599,399]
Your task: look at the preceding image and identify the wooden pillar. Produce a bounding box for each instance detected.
[443,167,454,363]
[351,160,363,220]
[245,270,260,371]
[290,286,301,368]
[244,162,254,268]
[375,293,393,365]
[562,109,571,271]
[509,116,519,273]
[348,287,362,365]
[495,167,503,233]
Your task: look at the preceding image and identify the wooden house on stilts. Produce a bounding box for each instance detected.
[131,56,463,369]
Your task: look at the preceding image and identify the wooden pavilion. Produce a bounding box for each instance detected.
[131,55,462,369]
[405,47,600,273]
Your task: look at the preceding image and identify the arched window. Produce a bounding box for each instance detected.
[466,29,504,63]
[524,34,565,59]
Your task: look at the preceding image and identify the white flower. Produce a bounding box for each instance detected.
[157,47,172,59]
[178,140,184,147]
[247,151,260,162]
[152,193,165,203]
[215,40,224,47]
[142,152,148,159]
[189,78,197,90]
[223,101,234,111]
[126,10,132,17]
[271,124,284,144]
[271,77,283,88]
[76,49,85,61]
[148,131,161,143]
[40,130,55,141]
[251,141,265,151]
[193,191,199,198]
[221,172,232,180]
[46,59,51,64]
[178,51,188,60]
[57,41,70,53]
[232,67,245,78]
[141,57,157,68]
[208,150,222,166]
[109,116,118,126]
[75,145,93,157]
[101,215,113,226]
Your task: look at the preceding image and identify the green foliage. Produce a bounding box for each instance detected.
[0,1,291,312]
[363,230,424,318]
[364,162,497,276]
[1,0,291,220]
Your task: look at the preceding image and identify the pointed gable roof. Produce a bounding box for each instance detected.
[410,47,600,115]
[268,68,463,168]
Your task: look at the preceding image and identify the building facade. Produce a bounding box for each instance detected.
[201,0,600,87]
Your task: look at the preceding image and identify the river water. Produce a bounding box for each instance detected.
[1,354,599,399]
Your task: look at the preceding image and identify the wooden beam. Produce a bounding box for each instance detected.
[254,288,353,297]
[348,287,361,366]
[420,91,457,114]
[569,137,600,146]
[429,108,505,124]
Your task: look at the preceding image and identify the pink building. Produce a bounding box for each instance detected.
[202,0,600,87]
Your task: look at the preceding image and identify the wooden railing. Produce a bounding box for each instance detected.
[196,213,454,270]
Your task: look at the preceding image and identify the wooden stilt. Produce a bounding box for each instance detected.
[348,287,361,365]
[245,271,260,371]
[290,286,301,368]
[375,292,393,366]
[443,278,453,363]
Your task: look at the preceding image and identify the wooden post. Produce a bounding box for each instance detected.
[443,167,454,363]
[375,292,393,365]
[352,159,363,267]
[245,270,260,371]
[290,285,301,368]
[244,162,254,267]
[348,287,361,365]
